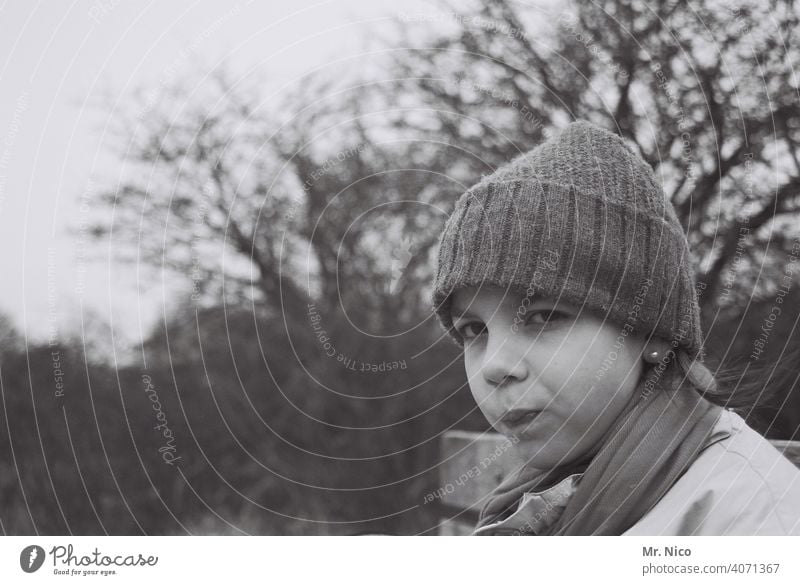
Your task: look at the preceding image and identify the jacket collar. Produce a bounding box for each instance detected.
[472,408,733,536]
[472,472,583,535]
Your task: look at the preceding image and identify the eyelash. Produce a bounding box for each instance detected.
[456,309,567,340]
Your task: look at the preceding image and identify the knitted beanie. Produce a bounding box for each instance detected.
[432,120,705,359]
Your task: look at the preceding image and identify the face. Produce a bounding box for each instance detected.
[450,285,649,470]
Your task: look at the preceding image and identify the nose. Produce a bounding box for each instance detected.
[481,338,528,387]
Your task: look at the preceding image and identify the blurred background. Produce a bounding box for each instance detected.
[1,0,799,535]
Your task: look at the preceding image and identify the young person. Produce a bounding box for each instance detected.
[431,121,800,535]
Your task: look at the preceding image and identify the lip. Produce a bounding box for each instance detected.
[499,409,541,431]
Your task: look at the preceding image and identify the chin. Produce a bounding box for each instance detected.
[511,440,554,468]
[513,438,581,470]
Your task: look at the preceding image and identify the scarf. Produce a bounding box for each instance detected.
[474,360,723,535]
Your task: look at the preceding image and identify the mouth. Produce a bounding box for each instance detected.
[499,409,541,432]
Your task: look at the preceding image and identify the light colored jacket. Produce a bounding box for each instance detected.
[624,408,800,535]
[473,409,800,535]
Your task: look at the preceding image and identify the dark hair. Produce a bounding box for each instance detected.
[676,347,799,438]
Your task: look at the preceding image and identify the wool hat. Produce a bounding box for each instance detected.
[432,120,705,359]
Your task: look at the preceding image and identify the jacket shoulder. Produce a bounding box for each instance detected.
[625,409,800,535]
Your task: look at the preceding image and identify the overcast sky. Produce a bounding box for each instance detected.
[0,0,451,349]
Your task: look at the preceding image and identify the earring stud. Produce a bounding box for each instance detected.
[643,350,661,364]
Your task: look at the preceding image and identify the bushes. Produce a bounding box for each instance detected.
[0,307,479,534]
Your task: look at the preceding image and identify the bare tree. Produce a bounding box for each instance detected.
[387,0,800,325]
[92,0,800,341]
[93,68,453,335]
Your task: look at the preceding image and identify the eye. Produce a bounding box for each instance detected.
[456,322,486,341]
[525,309,569,327]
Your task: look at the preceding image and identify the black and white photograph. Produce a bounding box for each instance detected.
[1,0,800,579]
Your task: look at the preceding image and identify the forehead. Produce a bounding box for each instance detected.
[450,285,531,317]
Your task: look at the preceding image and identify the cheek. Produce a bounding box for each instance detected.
[543,352,596,391]
[558,325,641,387]
[463,351,477,377]
[545,342,639,420]
[463,355,484,397]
